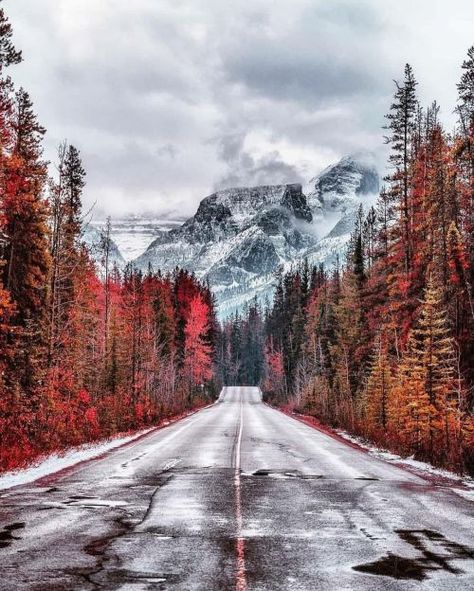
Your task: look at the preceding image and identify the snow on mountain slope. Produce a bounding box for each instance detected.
[89,217,184,261]
[134,183,313,279]
[305,153,379,216]
[82,225,125,273]
[130,155,379,317]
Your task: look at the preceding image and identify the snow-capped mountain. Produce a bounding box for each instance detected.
[82,225,125,273]
[303,154,380,270]
[88,216,184,262]
[134,183,313,281]
[131,154,379,316]
[305,153,379,217]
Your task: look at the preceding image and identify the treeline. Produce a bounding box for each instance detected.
[0,4,218,471]
[223,51,474,474]
[217,297,266,386]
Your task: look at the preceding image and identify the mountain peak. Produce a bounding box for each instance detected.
[197,182,312,226]
[306,153,379,215]
[129,154,380,317]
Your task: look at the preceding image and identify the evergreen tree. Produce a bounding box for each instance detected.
[2,87,49,399]
[365,334,393,435]
[384,64,418,276]
[48,143,86,364]
[397,276,460,463]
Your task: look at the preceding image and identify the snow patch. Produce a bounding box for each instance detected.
[0,427,156,491]
[335,429,474,499]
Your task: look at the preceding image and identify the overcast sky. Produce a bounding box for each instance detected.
[4,0,474,219]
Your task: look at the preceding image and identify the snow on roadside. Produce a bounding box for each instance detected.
[0,427,157,491]
[335,429,474,501]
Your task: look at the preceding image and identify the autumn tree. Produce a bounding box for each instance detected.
[395,276,462,463]
[364,334,393,438]
[183,293,213,391]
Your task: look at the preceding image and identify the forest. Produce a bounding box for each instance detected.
[219,52,474,474]
[1,0,473,478]
[0,4,219,471]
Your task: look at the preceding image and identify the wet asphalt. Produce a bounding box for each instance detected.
[0,386,473,590]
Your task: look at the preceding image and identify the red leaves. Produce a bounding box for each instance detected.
[183,293,213,384]
[0,257,217,471]
[78,390,91,405]
[0,4,220,474]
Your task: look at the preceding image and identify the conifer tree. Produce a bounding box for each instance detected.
[0,1,21,152]
[457,45,474,135]
[397,275,461,462]
[365,334,393,435]
[2,88,49,401]
[183,293,213,388]
[48,143,86,363]
[384,64,418,276]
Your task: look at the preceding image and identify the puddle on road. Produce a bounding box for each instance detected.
[354,552,436,580]
[353,529,474,580]
[0,522,25,548]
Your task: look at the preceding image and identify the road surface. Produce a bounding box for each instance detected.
[1,386,473,590]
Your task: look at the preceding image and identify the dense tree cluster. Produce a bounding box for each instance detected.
[217,297,266,387]
[222,52,474,474]
[0,4,218,471]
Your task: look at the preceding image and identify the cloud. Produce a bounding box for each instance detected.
[217,150,305,190]
[3,0,474,218]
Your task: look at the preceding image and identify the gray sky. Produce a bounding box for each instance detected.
[5,0,474,218]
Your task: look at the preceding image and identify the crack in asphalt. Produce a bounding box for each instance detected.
[2,388,473,590]
[70,469,176,589]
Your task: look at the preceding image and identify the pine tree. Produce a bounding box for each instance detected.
[48,143,86,363]
[2,87,50,401]
[183,293,213,388]
[454,47,474,399]
[384,64,419,276]
[365,334,393,436]
[456,45,474,135]
[0,1,21,152]
[397,275,461,463]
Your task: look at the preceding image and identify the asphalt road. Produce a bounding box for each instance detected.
[1,386,473,590]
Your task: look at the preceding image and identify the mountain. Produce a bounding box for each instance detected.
[82,225,125,274]
[134,183,313,281]
[132,154,379,316]
[305,153,379,217]
[88,216,184,262]
[302,154,379,269]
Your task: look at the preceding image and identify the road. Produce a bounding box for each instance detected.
[1,386,473,590]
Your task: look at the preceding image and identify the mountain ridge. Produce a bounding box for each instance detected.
[130,154,379,316]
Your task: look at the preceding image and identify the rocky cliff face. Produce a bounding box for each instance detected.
[306,154,379,216]
[131,155,379,317]
[134,183,313,284]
